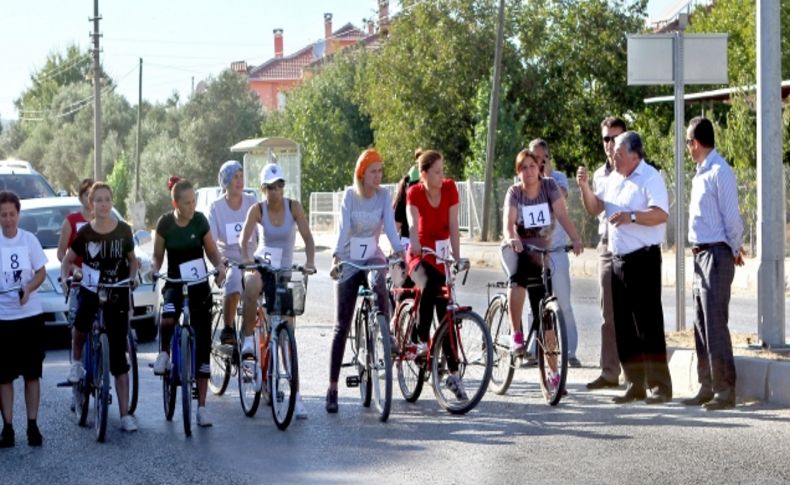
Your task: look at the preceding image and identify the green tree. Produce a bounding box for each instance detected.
[137,133,189,224]
[107,155,131,217]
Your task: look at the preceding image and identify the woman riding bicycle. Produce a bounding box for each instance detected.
[208,161,258,347]
[0,190,47,447]
[406,149,468,400]
[325,148,404,413]
[62,183,140,432]
[152,177,227,428]
[57,178,94,265]
[238,163,315,419]
[501,149,582,357]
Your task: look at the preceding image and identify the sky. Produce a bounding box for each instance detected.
[0,0,680,121]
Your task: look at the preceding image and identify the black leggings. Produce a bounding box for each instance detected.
[413,262,458,373]
[74,287,130,377]
[161,283,212,378]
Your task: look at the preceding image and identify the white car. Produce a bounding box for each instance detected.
[19,197,159,341]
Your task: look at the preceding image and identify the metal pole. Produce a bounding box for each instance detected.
[756,0,786,347]
[91,0,102,180]
[480,0,505,242]
[135,58,142,203]
[673,14,687,331]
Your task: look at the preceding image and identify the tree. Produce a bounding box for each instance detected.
[107,155,131,217]
[137,134,189,224]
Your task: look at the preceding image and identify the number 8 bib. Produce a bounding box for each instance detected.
[1,247,31,272]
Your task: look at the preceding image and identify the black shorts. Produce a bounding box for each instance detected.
[161,282,212,378]
[0,314,45,384]
[73,287,131,376]
[246,268,279,313]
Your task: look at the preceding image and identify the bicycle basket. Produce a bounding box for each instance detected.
[285,280,306,316]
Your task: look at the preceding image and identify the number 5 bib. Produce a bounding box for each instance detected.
[255,246,283,269]
[521,203,551,228]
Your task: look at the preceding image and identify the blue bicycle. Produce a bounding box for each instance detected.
[153,270,217,437]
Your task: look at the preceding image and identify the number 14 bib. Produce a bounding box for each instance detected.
[521,203,551,228]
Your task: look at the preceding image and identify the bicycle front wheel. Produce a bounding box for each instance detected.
[181,329,193,437]
[76,341,90,427]
[271,324,298,431]
[537,299,568,406]
[354,303,372,407]
[209,308,231,396]
[94,333,111,442]
[127,329,139,415]
[485,295,515,395]
[238,337,262,417]
[430,311,493,415]
[369,312,392,422]
[394,301,424,402]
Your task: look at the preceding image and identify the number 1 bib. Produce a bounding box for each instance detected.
[521,203,551,228]
[81,265,101,293]
[433,239,450,260]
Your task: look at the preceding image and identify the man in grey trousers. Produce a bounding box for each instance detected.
[682,116,744,410]
[576,116,625,389]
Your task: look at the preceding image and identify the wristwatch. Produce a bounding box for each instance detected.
[630,211,637,223]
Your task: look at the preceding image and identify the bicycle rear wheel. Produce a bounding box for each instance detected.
[431,311,493,415]
[485,295,515,395]
[94,333,111,442]
[127,329,139,415]
[369,312,392,422]
[181,329,193,436]
[209,308,231,396]
[394,301,424,402]
[354,303,372,407]
[271,324,298,431]
[537,299,568,406]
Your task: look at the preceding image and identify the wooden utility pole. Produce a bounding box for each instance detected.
[480,0,505,241]
[91,0,102,180]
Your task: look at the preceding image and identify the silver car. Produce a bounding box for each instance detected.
[19,197,159,341]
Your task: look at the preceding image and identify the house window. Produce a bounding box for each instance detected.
[277,91,287,111]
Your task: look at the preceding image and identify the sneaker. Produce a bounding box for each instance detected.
[295,393,308,420]
[0,427,14,448]
[325,389,338,413]
[568,357,582,368]
[445,375,468,401]
[120,415,138,432]
[510,331,526,356]
[197,406,213,427]
[219,326,237,345]
[415,341,428,358]
[153,351,170,376]
[241,336,255,358]
[68,361,85,384]
[548,371,561,392]
[26,424,42,447]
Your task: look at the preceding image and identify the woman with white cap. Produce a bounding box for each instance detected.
[238,163,315,419]
[325,148,404,413]
[208,160,258,346]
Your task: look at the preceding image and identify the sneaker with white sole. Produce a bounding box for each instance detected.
[68,361,85,384]
[196,406,213,427]
[510,331,526,356]
[120,415,138,432]
[153,351,170,376]
[445,375,468,401]
[295,393,308,420]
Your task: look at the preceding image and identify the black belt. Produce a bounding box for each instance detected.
[613,244,660,260]
[691,242,728,255]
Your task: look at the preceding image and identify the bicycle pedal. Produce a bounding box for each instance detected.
[345,375,360,388]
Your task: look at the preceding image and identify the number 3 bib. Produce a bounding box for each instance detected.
[521,203,551,228]
[179,258,207,285]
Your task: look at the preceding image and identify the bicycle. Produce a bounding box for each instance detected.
[229,261,312,430]
[336,259,396,422]
[391,247,493,414]
[61,278,133,442]
[484,244,570,406]
[153,270,218,437]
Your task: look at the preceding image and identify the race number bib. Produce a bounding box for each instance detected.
[81,265,101,293]
[1,247,31,273]
[76,222,88,233]
[255,246,283,269]
[179,258,207,285]
[434,239,450,260]
[225,222,243,246]
[521,203,551,228]
[350,237,377,260]
[400,237,410,253]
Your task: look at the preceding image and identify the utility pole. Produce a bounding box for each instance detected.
[480,0,505,242]
[673,13,688,331]
[91,0,102,181]
[135,58,142,203]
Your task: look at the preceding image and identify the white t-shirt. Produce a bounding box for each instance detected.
[0,228,47,320]
[595,160,668,256]
[208,193,258,263]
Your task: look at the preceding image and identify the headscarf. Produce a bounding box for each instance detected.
[218,160,243,189]
[354,148,383,180]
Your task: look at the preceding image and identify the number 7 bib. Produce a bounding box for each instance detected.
[350,237,377,260]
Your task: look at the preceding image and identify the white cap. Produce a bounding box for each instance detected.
[260,163,286,185]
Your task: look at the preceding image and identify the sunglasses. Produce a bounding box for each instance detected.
[602,135,619,143]
[265,180,285,190]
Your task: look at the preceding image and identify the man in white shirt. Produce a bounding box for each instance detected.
[577,131,672,404]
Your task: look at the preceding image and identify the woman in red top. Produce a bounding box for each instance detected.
[406,149,467,399]
[57,178,94,267]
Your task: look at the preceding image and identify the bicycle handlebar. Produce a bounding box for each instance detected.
[523,244,574,254]
[0,285,23,300]
[64,277,134,302]
[152,269,219,286]
[336,258,402,272]
[226,260,316,276]
[420,247,471,285]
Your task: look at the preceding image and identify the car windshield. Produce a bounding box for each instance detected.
[0,173,57,198]
[20,205,120,249]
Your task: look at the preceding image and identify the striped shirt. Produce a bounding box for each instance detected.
[687,149,743,256]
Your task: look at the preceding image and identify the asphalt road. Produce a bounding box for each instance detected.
[2,250,789,484]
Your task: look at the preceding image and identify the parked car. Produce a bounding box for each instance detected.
[19,197,159,342]
[0,159,62,199]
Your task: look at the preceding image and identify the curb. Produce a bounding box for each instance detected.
[668,348,790,407]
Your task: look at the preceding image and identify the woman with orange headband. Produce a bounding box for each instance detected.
[325,148,404,413]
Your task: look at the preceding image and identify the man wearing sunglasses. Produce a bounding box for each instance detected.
[682,116,744,411]
[576,116,626,390]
